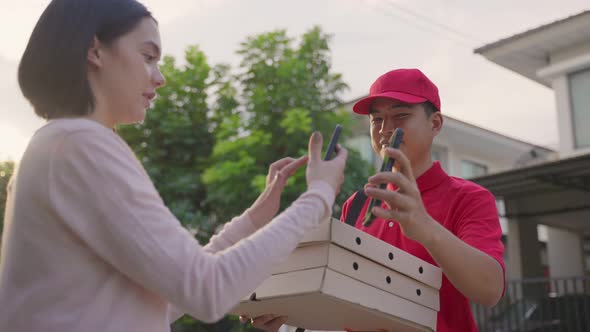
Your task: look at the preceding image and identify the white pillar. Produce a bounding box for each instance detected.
[506,218,543,280]
[546,226,584,294]
[504,200,545,299]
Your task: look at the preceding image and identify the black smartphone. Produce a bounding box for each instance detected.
[363,128,404,227]
[323,124,343,161]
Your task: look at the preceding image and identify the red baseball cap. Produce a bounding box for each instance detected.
[352,68,441,115]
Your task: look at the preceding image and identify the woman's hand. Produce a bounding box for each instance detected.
[248,156,308,227]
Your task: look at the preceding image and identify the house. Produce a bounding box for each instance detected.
[473,10,590,287]
[470,10,590,330]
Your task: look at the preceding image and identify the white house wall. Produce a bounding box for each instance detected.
[538,43,590,158]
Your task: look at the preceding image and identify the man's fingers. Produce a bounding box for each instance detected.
[372,206,407,223]
[263,316,289,331]
[384,148,415,182]
[364,183,378,190]
[251,314,277,327]
[368,172,415,194]
[365,187,412,210]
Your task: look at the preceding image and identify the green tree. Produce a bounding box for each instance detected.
[203,27,371,223]
[0,161,15,238]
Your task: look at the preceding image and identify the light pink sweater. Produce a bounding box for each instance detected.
[0,118,335,331]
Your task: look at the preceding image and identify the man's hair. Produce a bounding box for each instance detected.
[422,101,439,118]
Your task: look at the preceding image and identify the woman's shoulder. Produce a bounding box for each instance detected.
[39,117,114,138]
[34,118,125,149]
[23,118,134,172]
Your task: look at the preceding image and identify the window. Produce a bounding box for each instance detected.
[569,68,590,148]
[461,160,488,178]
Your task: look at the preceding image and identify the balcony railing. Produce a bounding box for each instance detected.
[473,276,590,332]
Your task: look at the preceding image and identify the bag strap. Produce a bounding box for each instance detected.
[344,190,368,227]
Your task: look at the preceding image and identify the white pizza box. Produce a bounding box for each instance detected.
[299,218,442,289]
[231,267,437,331]
[272,243,439,311]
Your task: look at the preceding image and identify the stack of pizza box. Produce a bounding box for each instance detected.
[232,217,442,331]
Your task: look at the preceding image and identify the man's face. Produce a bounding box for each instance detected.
[369,98,441,166]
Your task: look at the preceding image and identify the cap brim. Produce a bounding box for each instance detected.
[352,91,428,115]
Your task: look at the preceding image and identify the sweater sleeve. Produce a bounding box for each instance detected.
[49,130,335,323]
[202,211,258,254]
[170,208,258,322]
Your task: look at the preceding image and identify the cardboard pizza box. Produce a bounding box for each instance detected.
[299,218,442,289]
[232,267,437,331]
[272,243,439,311]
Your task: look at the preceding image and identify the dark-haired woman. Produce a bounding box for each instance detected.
[0,1,347,331]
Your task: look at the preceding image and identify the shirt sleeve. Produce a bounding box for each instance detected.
[49,129,335,323]
[453,189,506,288]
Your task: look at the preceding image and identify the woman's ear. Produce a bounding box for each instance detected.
[87,36,103,69]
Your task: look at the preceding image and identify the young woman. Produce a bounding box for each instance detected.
[0,1,347,331]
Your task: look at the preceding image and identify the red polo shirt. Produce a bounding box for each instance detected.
[340,161,505,332]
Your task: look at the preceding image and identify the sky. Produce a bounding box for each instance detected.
[0,0,588,161]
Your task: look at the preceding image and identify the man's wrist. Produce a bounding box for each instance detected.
[420,215,444,250]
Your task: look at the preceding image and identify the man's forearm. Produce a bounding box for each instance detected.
[422,218,504,307]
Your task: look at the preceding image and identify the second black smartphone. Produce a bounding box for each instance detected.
[323,124,343,161]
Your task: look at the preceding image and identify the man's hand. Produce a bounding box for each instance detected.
[239,314,288,332]
[364,148,436,246]
[365,148,504,307]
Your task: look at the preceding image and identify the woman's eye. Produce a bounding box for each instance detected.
[143,54,156,62]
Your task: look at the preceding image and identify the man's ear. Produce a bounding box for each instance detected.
[431,112,443,135]
[87,36,103,69]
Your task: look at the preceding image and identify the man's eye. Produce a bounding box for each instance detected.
[143,54,156,61]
